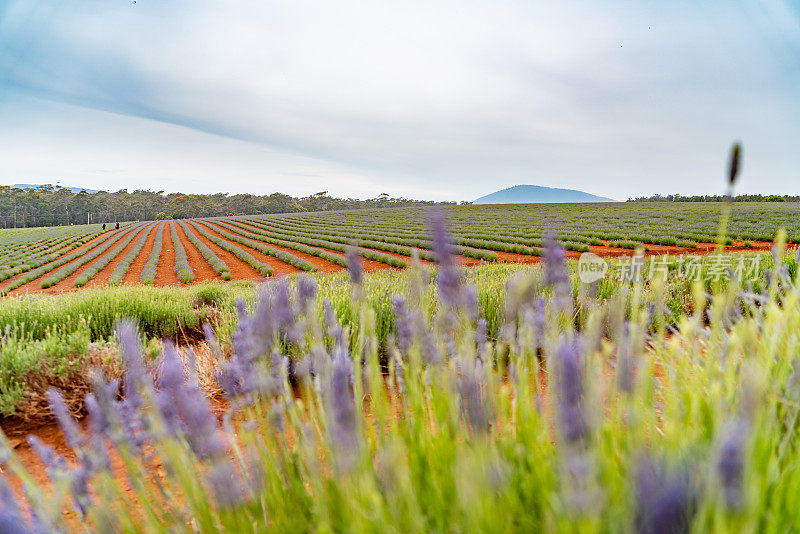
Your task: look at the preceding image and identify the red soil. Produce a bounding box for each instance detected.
[182,222,266,282]
[155,223,181,286]
[42,225,146,294]
[5,227,141,297]
[192,221,303,277]
[0,221,784,296]
[227,219,440,269]
[0,230,114,295]
[85,224,154,289]
[122,222,162,285]
[172,222,222,283]
[0,396,229,509]
[203,221,346,274]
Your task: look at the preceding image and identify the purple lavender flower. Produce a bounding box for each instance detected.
[527,295,547,349]
[635,456,695,534]
[70,466,92,516]
[543,229,568,288]
[27,435,68,477]
[422,332,443,365]
[616,323,636,394]
[717,420,747,510]
[544,230,572,313]
[556,337,586,444]
[457,357,491,434]
[346,246,363,285]
[0,478,28,534]
[429,209,464,307]
[0,513,28,534]
[391,295,415,353]
[326,352,359,470]
[206,460,247,508]
[203,323,223,360]
[116,320,150,412]
[84,393,108,437]
[297,275,318,310]
[476,318,488,347]
[47,389,84,450]
[271,279,296,331]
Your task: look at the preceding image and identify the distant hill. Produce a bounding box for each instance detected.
[9,183,99,194]
[474,185,616,204]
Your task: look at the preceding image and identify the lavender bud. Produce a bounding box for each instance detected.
[84,393,109,437]
[346,246,363,285]
[0,510,28,534]
[207,460,246,508]
[326,352,359,470]
[203,323,223,360]
[716,420,747,510]
[728,142,741,186]
[297,275,318,309]
[616,323,636,394]
[27,435,68,478]
[429,209,465,307]
[556,337,586,444]
[47,390,83,450]
[391,295,415,353]
[635,456,695,534]
[457,357,491,434]
[544,230,568,288]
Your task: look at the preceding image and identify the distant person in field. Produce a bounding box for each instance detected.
[102,223,106,231]
[115,222,119,230]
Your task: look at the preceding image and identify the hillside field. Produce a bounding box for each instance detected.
[3,202,800,531]
[1,202,797,297]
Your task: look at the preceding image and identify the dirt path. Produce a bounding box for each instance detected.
[172,221,222,283]
[182,222,265,282]
[123,221,163,285]
[193,221,303,277]
[85,224,155,289]
[155,223,181,286]
[203,221,346,274]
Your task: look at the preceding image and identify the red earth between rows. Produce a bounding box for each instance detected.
[0,221,779,297]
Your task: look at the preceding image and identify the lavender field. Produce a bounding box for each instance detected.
[1,208,799,532]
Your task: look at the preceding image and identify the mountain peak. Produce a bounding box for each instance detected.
[474,185,616,204]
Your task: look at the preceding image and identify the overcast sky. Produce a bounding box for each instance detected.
[1,1,798,201]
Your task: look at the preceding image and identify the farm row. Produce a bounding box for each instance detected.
[3,240,800,529]
[1,202,794,295]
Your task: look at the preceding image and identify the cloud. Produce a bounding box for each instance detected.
[1,0,799,200]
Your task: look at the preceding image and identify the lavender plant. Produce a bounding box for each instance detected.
[170,221,195,283]
[2,215,800,531]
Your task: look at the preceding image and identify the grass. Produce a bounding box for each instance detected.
[1,239,800,529]
[0,251,790,418]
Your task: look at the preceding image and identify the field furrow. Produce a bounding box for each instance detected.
[0,229,115,294]
[156,222,180,285]
[203,221,345,273]
[191,221,302,276]
[172,220,220,282]
[91,223,156,288]
[42,224,148,292]
[2,226,139,296]
[125,222,162,284]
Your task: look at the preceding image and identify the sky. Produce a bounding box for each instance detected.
[0,1,798,202]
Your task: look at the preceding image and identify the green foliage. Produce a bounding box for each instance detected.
[170,221,195,283]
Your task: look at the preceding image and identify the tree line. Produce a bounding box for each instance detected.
[626,193,798,202]
[0,186,460,228]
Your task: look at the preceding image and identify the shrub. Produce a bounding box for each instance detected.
[140,222,166,285]
[170,221,195,283]
[178,221,231,279]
